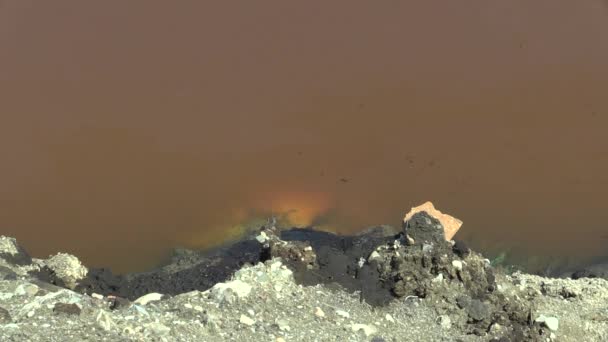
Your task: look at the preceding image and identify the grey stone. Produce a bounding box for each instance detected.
[53,302,82,316]
[0,306,11,324]
[536,315,559,331]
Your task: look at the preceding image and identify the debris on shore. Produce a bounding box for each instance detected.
[1,205,608,341]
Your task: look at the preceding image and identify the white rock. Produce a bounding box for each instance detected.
[452,260,463,271]
[0,236,20,255]
[336,310,350,318]
[209,280,252,303]
[368,251,381,262]
[432,274,444,283]
[536,315,559,331]
[385,313,395,323]
[15,284,39,296]
[315,307,325,318]
[255,231,268,243]
[438,315,451,329]
[357,257,366,268]
[393,240,401,249]
[489,322,505,334]
[304,246,313,251]
[276,319,290,331]
[146,322,171,335]
[239,314,255,326]
[96,310,116,331]
[91,293,104,300]
[0,292,14,300]
[44,253,88,289]
[351,323,377,336]
[134,292,164,306]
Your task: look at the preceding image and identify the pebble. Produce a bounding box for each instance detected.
[536,315,559,331]
[452,260,463,271]
[385,313,394,323]
[276,338,286,342]
[91,293,104,300]
[255,232,268,243]
[336,310,350,319]
[239,314,255,326]
[276,319,290,331]
[147,322,171,335]
[432,274,444,283]
[15,284,39,296]
[209,280,252,304]
[96,310,115,331]
[315,307,325,318]
[0,307,12,323]
[368,251,381,262]
[438,315,451,329]
[134,293,164,306]
[351,323,377,336]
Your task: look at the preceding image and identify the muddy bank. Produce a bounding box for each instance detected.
[2,211,608,340]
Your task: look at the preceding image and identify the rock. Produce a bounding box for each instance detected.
[96,310,116,331]
[452,260,463,271]
[53,302,81,316]
[453,240,471,258]
[267,238,316,268]
[422,244,433,253]
[43,253,88,289]
[256,231,269,243]
[457,297,491,322]
[385,313,395,323]
[0,236,32,265]
[536,315,559,331]
[276,319,290,331]
[315,307,325,318]
[0,306,11,323]
[402,212,447,246]
[403,202,462,241]
[239,314,255,326]
[432,274,444,283]
[146,322,171,335]
[91,293,104,300]
[107,295,131,310]
[336,310,350,319]
[208,279,252,304]
[351,323,377,336]
[15,283,40,296]
[0,265,17,280]
[133,292,165,306]
[489,322,506,335]
[368,251,381,262]
[438,315,451,329]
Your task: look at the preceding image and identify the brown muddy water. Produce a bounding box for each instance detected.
[1,1,608,273]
